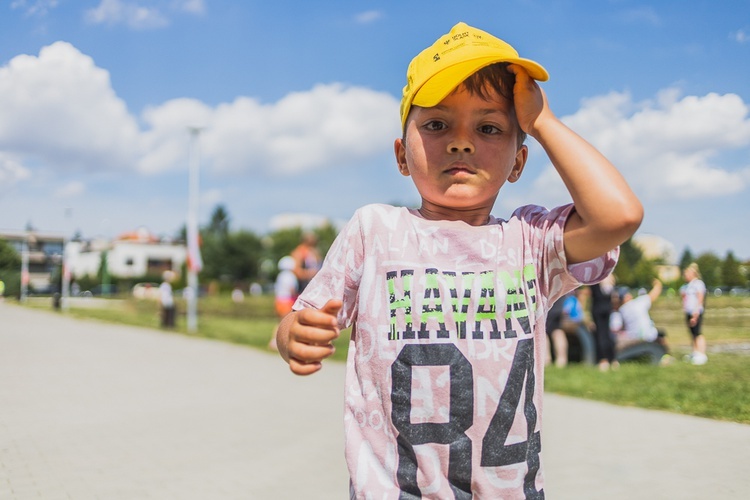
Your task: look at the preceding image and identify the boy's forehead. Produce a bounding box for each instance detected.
[424,83,515,113]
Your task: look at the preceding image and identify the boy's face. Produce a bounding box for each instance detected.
[394,84,527,221]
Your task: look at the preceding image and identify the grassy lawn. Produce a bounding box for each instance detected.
[26,292,750,423]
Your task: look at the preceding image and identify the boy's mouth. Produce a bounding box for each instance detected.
[445,162,476,175]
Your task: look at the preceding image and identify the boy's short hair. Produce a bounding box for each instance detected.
[400,22,548,130]
[462,62,528,148]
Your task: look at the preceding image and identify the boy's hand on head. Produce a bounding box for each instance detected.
[285,299,342,376]
[507,64,554,137]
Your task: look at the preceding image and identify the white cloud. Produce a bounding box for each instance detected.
[84,0,206,29]
[139,83,399,176]
[10,0,58,17]
[138,98,213,175]
[0,153,31,189]
[731,29,750,43]
[531,88,750,203]
[54,180,86,199]
[355,10,384,24]
[173,0,205,15]
[13,40,748,218]
[621,7,661,26]
[84,0,172,29]
[0,42,141,172]
[0,42,399,182]
[200,188,223,207]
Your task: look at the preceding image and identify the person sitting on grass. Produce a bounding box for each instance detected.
[610,279,673,365]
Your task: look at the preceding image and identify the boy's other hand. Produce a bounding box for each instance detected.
[287,299,342,376]
[507,64,553,137]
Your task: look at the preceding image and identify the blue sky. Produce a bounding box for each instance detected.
[1,0,749,261]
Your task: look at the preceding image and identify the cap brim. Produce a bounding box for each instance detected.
[412,56,549,108]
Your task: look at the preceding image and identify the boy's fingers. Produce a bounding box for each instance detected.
[289,341,335,362]
[507,63,529,80]
[288,358,322,376]
[292,321,339,346]
[297,306,340,330]
[321,299,343,316]
[285,299,343,376]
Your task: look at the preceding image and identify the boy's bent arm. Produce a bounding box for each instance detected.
[535,116,642,263]
[511,66,643,264]
[277,299,342,376]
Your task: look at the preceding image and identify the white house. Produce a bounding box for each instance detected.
[66,227,187,280]
[0,229,65,292]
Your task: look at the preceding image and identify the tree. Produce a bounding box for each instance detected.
[0,239,20,271]
[614,238,644,288]
[207,205,230,239]
[267,227,305,271]
[632,259,657,288]
[198,206,265,286]
[721,251,744,288]
[223,230,264,283]
[695,252,721,289]
[314,222,339,256]
[679,247,695,271]
[0,239,21,298]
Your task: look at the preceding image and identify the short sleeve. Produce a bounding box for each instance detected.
[293,210,365,329]
[512,204,619,305]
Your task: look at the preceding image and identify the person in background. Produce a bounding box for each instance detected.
[291,232,321,293]
[159,270,176,329]
[545,297,568,368]
[590,273,617,371]
[610,279,672,365]
[231,284,245,303]
[561,288,586,330]
[680,262,707,365]
[268,256,299,351]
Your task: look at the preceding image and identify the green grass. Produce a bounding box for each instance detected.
[24,292,750,423]
[545,352,750,423]
[544,294,750,423]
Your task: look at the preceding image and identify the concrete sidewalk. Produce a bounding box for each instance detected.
[1,302,748,499]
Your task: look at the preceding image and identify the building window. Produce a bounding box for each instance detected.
[147,258,172,275]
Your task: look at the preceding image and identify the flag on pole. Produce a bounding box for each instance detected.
[187,214,203,273]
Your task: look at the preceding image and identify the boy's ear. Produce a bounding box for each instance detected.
[394,138,410,176]
[508,144,528,183]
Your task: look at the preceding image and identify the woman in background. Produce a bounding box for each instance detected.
[680,263,707,365]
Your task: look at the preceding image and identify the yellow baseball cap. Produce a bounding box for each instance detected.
[400,22,549,129]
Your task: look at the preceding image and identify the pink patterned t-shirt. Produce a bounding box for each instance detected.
[295,203,617,499]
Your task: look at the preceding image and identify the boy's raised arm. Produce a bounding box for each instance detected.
[509,65,643,264]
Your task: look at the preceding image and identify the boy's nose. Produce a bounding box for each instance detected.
[447,136,474,154]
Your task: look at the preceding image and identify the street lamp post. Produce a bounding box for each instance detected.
[61,208,72,311]
[20,233,29,303]
[186,127,203,333]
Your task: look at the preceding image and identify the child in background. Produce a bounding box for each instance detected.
[276,22,642,497]
[268,256,298,351]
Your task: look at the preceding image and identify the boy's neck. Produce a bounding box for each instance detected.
[418,205,492,226]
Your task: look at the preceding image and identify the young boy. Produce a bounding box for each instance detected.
[277,22,642,498]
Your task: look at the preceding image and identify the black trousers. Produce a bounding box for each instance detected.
[593,310,615,362]
[161,305,176,328]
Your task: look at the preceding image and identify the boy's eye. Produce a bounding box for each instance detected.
[479,124,501,134]
[424,120,447,131]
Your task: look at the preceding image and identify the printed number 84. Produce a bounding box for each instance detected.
[391,340,543,499]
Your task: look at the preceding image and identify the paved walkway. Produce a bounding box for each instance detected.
[1,302,748,499]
